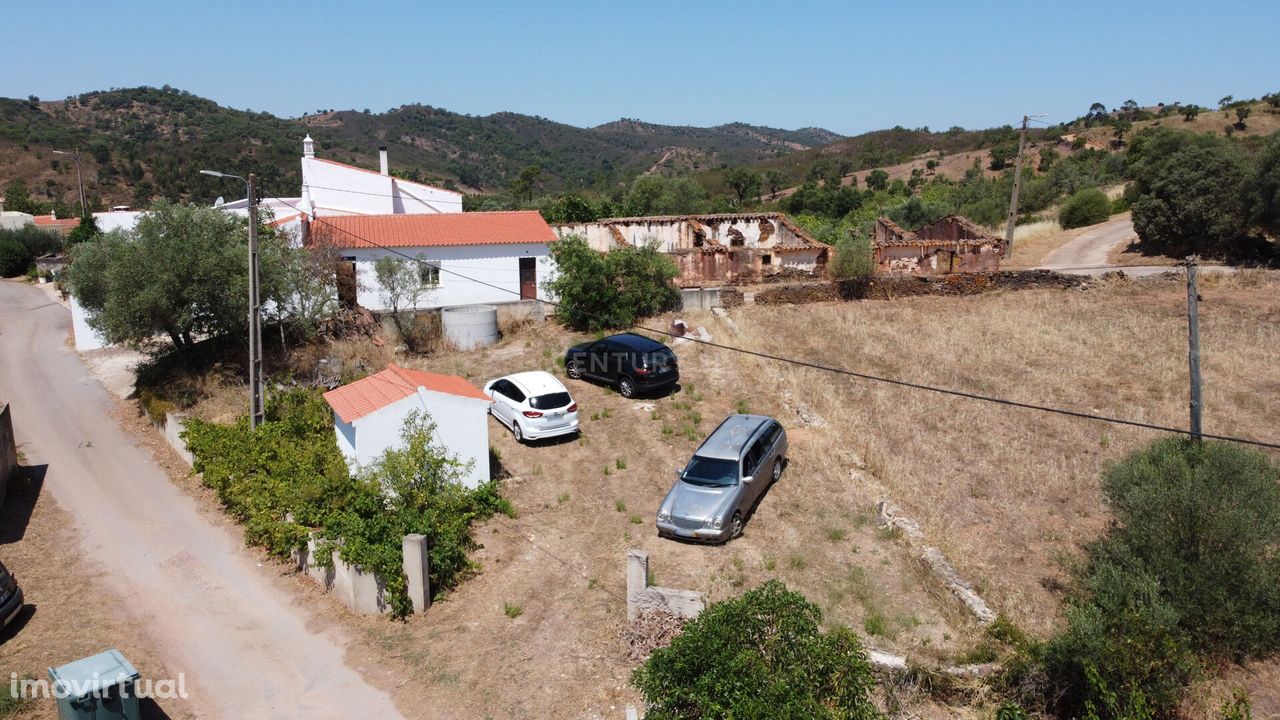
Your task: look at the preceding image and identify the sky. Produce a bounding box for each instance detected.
[3,0,1278,136]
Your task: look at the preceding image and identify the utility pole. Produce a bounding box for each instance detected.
[53,149,86,217]
[200,168,266,430]
[247,173,265,430]
[1002,116,1030,258]
[1185,255,1203,441]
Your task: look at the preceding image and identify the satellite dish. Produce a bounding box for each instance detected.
[214,196,225,208]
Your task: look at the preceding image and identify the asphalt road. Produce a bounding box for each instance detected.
[0,281,404,720]
[1037,216,1231,277]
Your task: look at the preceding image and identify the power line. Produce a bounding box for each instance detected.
[263,196,1280,451]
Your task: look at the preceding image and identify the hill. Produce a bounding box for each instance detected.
[0,86,841,210]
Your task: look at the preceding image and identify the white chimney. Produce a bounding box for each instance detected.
[303,134,315,158]
[379,146,389,176]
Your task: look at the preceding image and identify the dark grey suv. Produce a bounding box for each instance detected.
[564,333,679,398]
[0,560,23,630]
[657,414,788,543]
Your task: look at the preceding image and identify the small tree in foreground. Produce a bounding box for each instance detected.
[544,234,679,331]
[1058,187,1112,229]
[633,581,879,720]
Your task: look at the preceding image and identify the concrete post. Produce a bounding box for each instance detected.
[402,533,431,614]
[626,549,649,620]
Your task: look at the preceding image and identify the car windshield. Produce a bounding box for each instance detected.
[682,456,739,487]
[529,392,572,410]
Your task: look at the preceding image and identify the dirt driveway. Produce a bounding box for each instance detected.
[0,280,403,720]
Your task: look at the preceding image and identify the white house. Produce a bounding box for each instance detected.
[322,363,491,489]
[308,210,558,311]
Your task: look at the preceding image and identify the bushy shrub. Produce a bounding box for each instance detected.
[184,389,504,617]
[0,238,28,277]
[1096,438,1280,657]
[633,581,879,720]
[545,234,680,331]
[1042,438,1280,717]
[1058,188,1112,229]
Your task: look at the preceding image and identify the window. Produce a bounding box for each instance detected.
[744,440,766,477]
[761,254,773,266]
[418,262,440,286]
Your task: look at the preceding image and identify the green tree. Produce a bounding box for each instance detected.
[1058,188,1112,229]
[1249,132,1280,236]
[989,141,1019,170]
[623,175,707,216]
[1112,117,1133,146]
[67,202,288,353]
[1038,145,1059,172]
[763,169,787,198]
[829,230,873,280]
[1127,128,1250,257]
[0,225,62,277]
[510,165,542,203]
[865,168,889,191]
[373,255,432,351]
[1183,104,1201,122]
[1218,95,1234,110]
[543,234,679,331]
[1234,106,1251,129]
[67,214,100,244]
[633,581,879,720]
[724,168,762,205]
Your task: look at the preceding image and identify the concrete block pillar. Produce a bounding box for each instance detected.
[402,533,431,614]
[626,549,649,620]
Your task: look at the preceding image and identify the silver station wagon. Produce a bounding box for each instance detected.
[656,414,788,543]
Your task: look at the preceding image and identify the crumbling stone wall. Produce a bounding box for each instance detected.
[752,270,1087,305]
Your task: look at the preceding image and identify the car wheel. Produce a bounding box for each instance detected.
[729,512,744,540]
[566,359,582,379]
[618,376,636,398]
[772,457,783,483]
[512,421,524,443]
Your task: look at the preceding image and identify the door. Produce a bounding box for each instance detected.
[336,259,357,308]
[584,341,610,380]
[519,257,536,300]
[741,438,767,505]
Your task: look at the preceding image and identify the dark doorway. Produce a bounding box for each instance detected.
[519,257,536,300]
[337,260,357,308]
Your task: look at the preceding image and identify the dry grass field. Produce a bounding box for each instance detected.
[143,271,1280,718]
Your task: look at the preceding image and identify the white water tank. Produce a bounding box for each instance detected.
[442,305,499,350]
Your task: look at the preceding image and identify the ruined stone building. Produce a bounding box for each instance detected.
[553,212,830,287]
[872,215,1004,275]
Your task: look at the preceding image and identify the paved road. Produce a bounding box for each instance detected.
[1037,216,1231,277]
[0,281,404,720]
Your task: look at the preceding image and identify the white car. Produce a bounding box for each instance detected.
[483,371,580,442]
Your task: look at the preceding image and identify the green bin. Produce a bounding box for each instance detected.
[47,649,141,720]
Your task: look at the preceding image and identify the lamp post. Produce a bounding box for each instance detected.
[52,149,86,217]
[200,169,264,430]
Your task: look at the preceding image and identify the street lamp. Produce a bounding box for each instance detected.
[53,149,86,217]
[201,169,265,430]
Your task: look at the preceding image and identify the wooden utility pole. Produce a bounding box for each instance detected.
[247,173,265,430]
[1186,255,1203,441]
[1002,115,1030,258]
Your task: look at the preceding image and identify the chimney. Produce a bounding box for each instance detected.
[303,134,315,158]
[379,146,389,176]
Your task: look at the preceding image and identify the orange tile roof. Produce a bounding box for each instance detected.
[33,214,79,229]
[310,210,556,249]
[323,363,489,424]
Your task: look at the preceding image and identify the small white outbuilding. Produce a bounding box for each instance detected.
[322,363,491,488]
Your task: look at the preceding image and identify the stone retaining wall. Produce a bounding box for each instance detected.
[752,270,1087,306]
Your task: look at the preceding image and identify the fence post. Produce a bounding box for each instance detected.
[402,534,431,614]
[626,549,649,620]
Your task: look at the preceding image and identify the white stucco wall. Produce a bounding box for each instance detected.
[335,388,491,489]
[302,157,463,215]
[70,294,111,351]
[347,243,556,311]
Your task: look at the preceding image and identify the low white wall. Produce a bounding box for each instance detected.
[70,294,111,351]
[162,413,195,466]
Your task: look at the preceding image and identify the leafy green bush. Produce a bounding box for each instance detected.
[0,238,28,277]
[1041,438,1280,717]
[1058,188,1112,229]
[545,234,680,331]
[633,580,879,720]
[184,389,503,617]
[1096,438,1280,657]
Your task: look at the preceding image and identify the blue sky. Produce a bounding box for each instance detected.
[3,0,1277,135]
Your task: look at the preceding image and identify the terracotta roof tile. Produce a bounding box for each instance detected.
[310,210,556,249]
[323,363,489,424]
